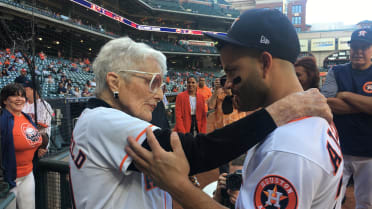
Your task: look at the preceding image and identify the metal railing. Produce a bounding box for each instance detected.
[35,153,72,209]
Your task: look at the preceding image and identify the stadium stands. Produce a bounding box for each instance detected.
[140,0,240,18]
[142,0,184,11]
[0,48,220,97]
[0,0,220,55]
[0,0,120,38]
[0,49,95,98]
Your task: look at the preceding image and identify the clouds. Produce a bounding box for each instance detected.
[307,0,372,25]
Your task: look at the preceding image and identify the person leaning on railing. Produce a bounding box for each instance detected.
[0,83,43,209]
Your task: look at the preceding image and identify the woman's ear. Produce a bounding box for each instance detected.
[259,52,273,79]
[106,72,121,93]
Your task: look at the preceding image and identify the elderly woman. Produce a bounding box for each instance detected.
[69,37,332,209]
[0,83,42,209]
[295,56,320,90]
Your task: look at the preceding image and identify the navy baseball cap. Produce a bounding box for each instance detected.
[22,79,34,89]
[204,9,300,64]
[348,28,372,44]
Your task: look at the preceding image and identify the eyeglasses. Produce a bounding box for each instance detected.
[119,70,165,93]
[349,42,372,51]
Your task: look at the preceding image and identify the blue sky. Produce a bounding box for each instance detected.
[306,0,372,25]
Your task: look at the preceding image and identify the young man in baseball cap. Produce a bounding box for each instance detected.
[14,68,28,84]
[22,79,54,156]
[322,28,372,208]
[127,9,343,209]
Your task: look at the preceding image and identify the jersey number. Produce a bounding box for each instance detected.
[327,142,342,176]
[70,136,87,169]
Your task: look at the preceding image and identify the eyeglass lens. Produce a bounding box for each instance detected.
[150,74,163,92]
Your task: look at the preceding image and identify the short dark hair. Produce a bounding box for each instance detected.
[187,76,197,83]
[0,83,26,108]
[295,56,320,89]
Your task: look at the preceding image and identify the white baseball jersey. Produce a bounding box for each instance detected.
[69,107,172,209]
[236,117,343,209]
[22,98,53,138]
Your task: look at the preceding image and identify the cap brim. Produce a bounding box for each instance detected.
[348,39,372,44]
[204,32,247,48]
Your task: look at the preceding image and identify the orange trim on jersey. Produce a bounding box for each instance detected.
[119,125,155,172]
[287,116,311,124]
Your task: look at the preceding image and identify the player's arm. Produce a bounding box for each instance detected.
[126,129,228,209]
[336,91,372,115]
[320,69,338,98]
[327,98,360,115]
[142,108,276,175]
[321,69,358,114]
[129,89,333,174]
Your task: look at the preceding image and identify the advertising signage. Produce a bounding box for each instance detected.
[311,38,335,51]
[70,0,227,36]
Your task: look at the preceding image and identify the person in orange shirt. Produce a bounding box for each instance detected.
[39,51,45,61]
[197,77,212,112]
[0,83,43,209]
[166,76,170,84]
[207,76,248,133]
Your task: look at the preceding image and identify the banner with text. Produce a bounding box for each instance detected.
[300,39,308,52]
[311,38,335,51]
[338,37,350,50]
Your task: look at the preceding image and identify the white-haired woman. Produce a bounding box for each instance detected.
[69,37,332,209]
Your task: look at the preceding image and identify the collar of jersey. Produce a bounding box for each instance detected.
[87,98,112,109]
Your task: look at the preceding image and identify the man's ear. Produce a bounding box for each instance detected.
[259,52,273,79]
[106,72,121,93]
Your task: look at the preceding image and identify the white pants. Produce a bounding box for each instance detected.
[10,172,35,209]
[340,155,372,209]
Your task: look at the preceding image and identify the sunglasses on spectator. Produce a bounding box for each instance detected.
[119,70,165,93]
[349,42,372,51]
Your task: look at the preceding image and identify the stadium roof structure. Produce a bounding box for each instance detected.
[68,0,231,36]
[224,0,256,11]
[135,0,239,20]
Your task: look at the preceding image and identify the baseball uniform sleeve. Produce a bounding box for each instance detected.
[39,100,53,148]
[132,108,277,175]
[321,69,338,98]
[75,108,159,175]
[237,151,335,209]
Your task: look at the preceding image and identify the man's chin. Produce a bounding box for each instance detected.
[234,97,259,111]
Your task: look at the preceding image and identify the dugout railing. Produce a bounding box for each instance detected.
[35,152,71,209]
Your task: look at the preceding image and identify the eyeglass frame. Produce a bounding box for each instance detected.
[118,70,165,93]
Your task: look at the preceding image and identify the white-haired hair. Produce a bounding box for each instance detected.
[92,37,167,95]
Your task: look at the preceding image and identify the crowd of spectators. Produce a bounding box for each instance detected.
[5,0,119,37]
[0,48,96,98]
[0,48,220,98]
[165,70,217,93]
